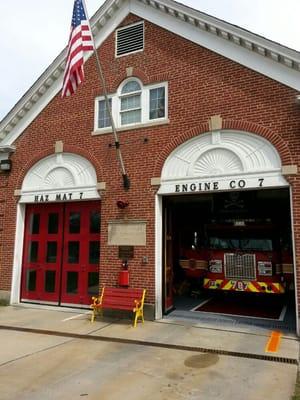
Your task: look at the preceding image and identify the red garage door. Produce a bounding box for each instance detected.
[21,201,100,306]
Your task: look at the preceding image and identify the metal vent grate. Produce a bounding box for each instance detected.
[116,22,144,57]
[225,253,256,280]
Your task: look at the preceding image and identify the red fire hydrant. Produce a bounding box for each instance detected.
[119,260,129,286]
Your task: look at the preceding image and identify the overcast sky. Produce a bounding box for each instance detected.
[0,0,299,121]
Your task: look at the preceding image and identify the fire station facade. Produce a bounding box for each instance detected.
[1,0,300,332]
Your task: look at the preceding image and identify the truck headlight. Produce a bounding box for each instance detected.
[257,261,272,276]
[209,260,223,273]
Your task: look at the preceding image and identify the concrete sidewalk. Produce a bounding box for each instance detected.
[0,304,299,364]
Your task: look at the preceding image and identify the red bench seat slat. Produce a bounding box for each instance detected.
[104,288,143,297]
[102,299,138,309]
[90,287,146,327]
[102,304,135,311]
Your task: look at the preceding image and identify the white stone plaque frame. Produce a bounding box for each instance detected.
[108,220,147,246]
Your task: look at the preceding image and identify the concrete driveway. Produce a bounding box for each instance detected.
[0,305,298,400]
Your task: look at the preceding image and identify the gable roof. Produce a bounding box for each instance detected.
[1,0,300,147]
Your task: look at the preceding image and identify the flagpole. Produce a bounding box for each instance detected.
[83,1,130,190]
[93,52,130,190]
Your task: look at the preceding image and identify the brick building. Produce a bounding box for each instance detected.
[0,0,300,332]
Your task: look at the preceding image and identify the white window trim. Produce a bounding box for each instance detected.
[148,81,169,122]
[93,80,168,134]
[118,78,142,126]
[94,94,114,131]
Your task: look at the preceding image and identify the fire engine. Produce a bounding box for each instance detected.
[179,220,293,294]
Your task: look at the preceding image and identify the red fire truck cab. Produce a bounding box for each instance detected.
[203,223,293,294]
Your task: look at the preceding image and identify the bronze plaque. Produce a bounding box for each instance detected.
[118,246,134,260]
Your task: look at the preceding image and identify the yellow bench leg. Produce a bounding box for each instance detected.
[133,308,144,328]
[90,306,103,323]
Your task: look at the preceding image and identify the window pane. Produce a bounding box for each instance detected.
[121,81,141,94]
[26,270,36,291]
[121,94,141,111]
[68,242,80,264]
[45,271,56,293]
[69,212,80,234]
[48,213,59,234]
[29,214,40,234]
[90,210,100,234]
[28,241,38,263]
[88,272,99,295]
[66,272,78,294]
[150,87,165,119]
[98,99,112,128]
[89,241,100,264]
[121,110,141,125]
[46,242,57,263]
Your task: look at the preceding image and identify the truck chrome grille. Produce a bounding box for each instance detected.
[224,253,256,280]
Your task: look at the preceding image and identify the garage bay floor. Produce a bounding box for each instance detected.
[168,292,296,334]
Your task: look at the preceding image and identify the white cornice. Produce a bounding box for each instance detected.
[1,0,300,146]
[133,0,300,83]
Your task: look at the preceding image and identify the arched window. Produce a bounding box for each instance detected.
[120,80,142,125]
[95,78,168,132]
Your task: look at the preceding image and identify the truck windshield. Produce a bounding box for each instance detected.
[209,237,273,251]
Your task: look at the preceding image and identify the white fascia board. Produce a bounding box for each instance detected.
[131,1,300,91]
[1,79,62,146]
[1,2,130,147]
[149,0,300,60]
[93,3,130,49]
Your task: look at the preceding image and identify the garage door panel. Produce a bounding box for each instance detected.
[21,202,100,306]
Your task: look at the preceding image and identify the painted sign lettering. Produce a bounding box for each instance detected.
[34,192,84,203]
[175,178,265,194]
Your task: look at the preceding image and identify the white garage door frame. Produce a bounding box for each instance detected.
[154,130,299,335]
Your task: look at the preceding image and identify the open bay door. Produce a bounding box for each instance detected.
[157,129,296,329]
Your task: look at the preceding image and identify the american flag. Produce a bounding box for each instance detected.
[62,0,94,98]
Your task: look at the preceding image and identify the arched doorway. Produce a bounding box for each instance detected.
[156,130,296,330]
[12,153,101,307]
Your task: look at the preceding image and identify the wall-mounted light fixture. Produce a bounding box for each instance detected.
[0,159,12,172]
[0,145,15,173]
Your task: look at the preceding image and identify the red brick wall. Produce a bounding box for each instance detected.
[0,173,9,292]
[1,14,300,308]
